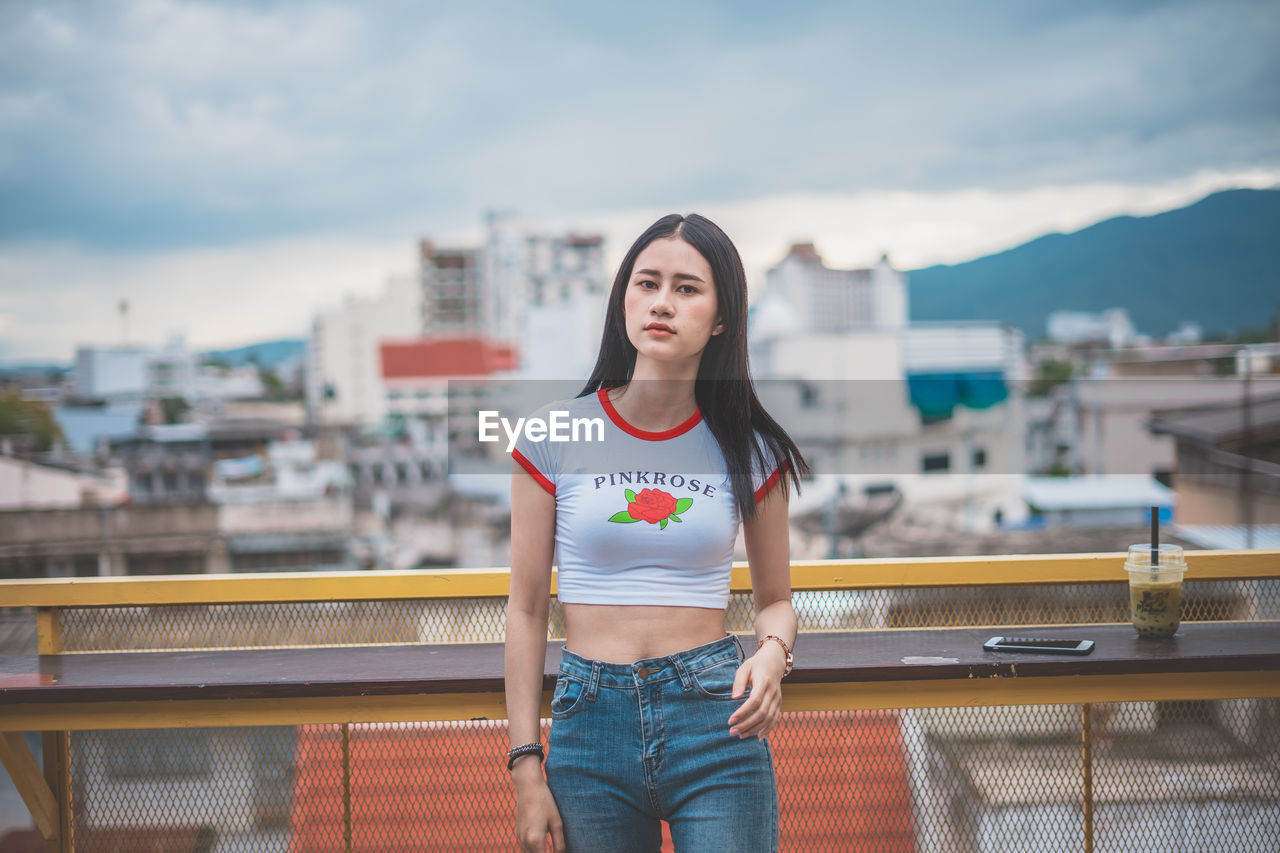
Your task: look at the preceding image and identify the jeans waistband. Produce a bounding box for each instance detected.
[558,633,743,691]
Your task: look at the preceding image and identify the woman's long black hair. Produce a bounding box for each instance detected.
[579,213,808,521]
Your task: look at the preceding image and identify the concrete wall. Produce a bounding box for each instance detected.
[0,456,82,509]
[0,505,223,577]
[1175,478,1280,525]
[761,331,905,381]
[218,499,352,535]
[1075,377,1277,478]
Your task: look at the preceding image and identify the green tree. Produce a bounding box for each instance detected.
[1230,326,1272,345]
[0,390,65,452]
[257,367,296,401]
[1028,360,1073,397]
[159,397,191,424]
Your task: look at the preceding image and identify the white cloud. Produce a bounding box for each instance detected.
[1,2,1276,361]
[536,168,1280,286]
[0,234,417,361]
[4,168,1275,363]
[2,1,1276,247]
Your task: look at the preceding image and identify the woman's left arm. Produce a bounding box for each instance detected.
[728,484,796,740]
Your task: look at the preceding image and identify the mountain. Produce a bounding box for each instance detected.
[907,188,1280,339]
[0,363,66,380]
[200,338,306,369]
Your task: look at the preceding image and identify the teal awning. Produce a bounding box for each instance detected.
[907,372,1008,421]
[959,372,1008,409]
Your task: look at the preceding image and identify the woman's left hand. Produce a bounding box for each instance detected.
[726,644,788,740]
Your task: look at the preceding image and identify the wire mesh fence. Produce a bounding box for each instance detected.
[67,701,1280,852]
[50,577,1280,652]
[28,576,1280,851]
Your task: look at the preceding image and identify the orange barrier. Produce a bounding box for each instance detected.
[290,711,915,851]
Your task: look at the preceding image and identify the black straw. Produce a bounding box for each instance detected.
[1151,506,1159,566]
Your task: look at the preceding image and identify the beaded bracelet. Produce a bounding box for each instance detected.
[757,634,794,678]
[506,742,544,771]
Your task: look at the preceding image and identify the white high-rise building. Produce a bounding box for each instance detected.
[762,244,908,334]
[751,246,914,382]
[420,242,482,336]
[312,217,608,427]
[147,334,200,400]
[520,227,607,380]
[421,214,608,380]
[73,346,150,401]
[307,275,421,426]
[482,214,530,347]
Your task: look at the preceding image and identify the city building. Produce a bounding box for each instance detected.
[0,452,126,513]
[109,424,210,506]
[311,218,606,429]
[1047,308,1139,348]
[1030,375,1277,482]
[750,245,1028,536]
[426,214,607,379]
[762,245,908,334]
[208,430,353,573]
[1023,343,1280,478]
[302,217,607,569]
[1,418,354,580]
[72,345,150,402]
[377,335,518,460]
[420,243,482,336]
[306,275,421,427]
[146,334,199,400]
[517,227,607,380]
[1150,394,1280,534]
[1022,476,1174,528]
[73,337,266,407]
[340,336,520,570]
[57,336,271,461]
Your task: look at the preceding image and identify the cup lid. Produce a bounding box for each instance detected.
[1126,543,1185,568]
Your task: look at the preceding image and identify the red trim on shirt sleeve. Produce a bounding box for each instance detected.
[512,448,555,496]
[753,460,790,503]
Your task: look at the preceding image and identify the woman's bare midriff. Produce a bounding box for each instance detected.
[562,603,728,663]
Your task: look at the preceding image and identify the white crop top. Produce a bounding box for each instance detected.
[511,389,784,608]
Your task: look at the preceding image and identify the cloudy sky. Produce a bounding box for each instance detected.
[1,0,1278,362]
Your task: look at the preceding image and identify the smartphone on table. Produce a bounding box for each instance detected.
[983,636,1094,655]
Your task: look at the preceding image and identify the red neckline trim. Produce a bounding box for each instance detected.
[597,388,703,441]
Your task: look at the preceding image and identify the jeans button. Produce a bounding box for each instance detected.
[636,666,652,680]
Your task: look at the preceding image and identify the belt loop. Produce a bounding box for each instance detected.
[730,632,746,662]
[587,660,603,701]
[671,653,693,690]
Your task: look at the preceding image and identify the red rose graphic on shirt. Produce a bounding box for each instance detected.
[608,488,694,530]
[629,488,677,523]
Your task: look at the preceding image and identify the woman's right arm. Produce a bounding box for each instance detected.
[505,462,565,853]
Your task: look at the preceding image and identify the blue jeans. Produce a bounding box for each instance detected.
[546,634,779,852]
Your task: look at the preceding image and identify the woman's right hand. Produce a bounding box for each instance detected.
[513,764,566,852]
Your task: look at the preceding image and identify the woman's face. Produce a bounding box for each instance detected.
[623,236,723,370]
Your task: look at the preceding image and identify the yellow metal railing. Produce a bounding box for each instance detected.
[1,549,1278,853]
[5,549,1276,654]
[5,550,1276,611]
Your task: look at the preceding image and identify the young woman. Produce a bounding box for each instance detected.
[504,213,808,852]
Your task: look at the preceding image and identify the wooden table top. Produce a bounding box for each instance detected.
[2,622,1277,706]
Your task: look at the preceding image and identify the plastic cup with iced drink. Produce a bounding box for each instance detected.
[1125,544,1186,639]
